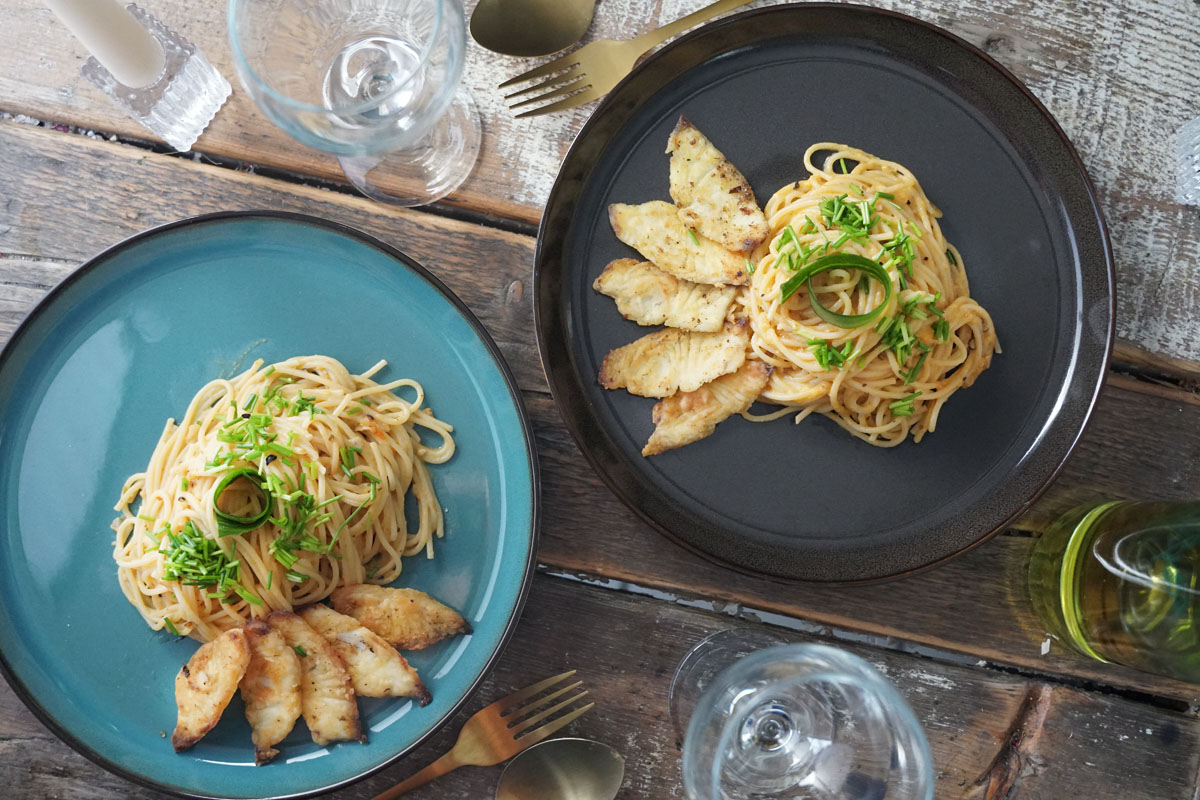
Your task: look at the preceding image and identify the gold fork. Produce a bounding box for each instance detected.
[371,670,593,799]
[500,0,754,118]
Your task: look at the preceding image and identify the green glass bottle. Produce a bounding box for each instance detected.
[1028,500,1200,682]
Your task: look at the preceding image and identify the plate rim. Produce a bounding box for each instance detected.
[0,209,542,799]
[532,2,1115,584]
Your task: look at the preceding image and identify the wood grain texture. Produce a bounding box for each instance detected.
[2,574,1198,799]
[3,0,1200,365]
[4,120,1200,704]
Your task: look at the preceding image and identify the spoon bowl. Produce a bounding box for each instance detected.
[495,737,624,800]
[470,0,596,57]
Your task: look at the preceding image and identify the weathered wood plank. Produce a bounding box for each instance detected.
[529,380,1200,704]
[3,575,1197,799]
[4,121,1200,703]
[0,122,546,393]
[3,0,1200,365]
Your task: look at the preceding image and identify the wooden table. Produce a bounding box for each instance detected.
[3,0,1200,797]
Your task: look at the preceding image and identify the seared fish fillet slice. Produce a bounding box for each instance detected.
[609,201,750,286]
[330,584,472,651]
[598,320,749,398]
[240,620,302,765]
[593,258,738,332]
[298,604,432,704]
[172,628,251,752]
[266,612,364,747]
[643,361,774,456]
[667,116,769,252]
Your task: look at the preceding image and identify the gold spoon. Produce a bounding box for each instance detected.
[470,0,597,57]
[495,738,625,800]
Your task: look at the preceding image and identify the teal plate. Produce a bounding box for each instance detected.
[0,212,539,799]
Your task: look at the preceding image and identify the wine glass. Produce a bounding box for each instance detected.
[227,0,480,207]
[672,630,933,800]
[1028,499,1200,682]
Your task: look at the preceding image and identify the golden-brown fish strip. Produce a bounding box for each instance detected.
[240,620,302,765]
[266,612,364,747]
[593,258,738,332]
[643,361,774,456]
[298,604,432,705]
[667,116,769,252]
[172,628,251,752]
[609,201,749,286]
[330,584,471,650]
[598,320,749,398]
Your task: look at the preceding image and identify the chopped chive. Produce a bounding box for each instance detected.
[838,157,850,174]
[293,645,307,658]
[746,257,755,276]
[266,571,274,590]
[180,476,189,491]
[850,183,864,195]
[263,365,275,377]
[233,585,263,606]
[242,393,258,411]
[889,391,923,417]
[687,228,700,246]
[946,248,958,266]
[164,618,180,636]
[876,191,894,200]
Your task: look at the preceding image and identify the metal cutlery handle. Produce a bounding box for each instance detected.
[372,751,462,800]
[633,0,755,49]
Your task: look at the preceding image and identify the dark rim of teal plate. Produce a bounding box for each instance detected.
[533,3,1115,584]
[0,210,541,799]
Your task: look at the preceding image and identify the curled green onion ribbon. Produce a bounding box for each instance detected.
[213,468,272,537]
[779,252,894,329]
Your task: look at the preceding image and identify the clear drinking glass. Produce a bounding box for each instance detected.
[1028,499,1200,682]
[227,0,480,206]
[672,631,933,800]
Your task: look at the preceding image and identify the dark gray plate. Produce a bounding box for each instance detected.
[534,4,1113,583]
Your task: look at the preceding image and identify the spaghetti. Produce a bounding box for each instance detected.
[739,143,998,446]
[112,355,454,642]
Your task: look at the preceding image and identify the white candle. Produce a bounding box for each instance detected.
[47,0,166,88]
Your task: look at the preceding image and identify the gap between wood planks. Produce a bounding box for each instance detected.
[535,565,1197,716]
[8,112,1196,396]
[0,111,540,240]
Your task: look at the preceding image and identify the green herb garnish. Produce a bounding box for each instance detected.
[213,468,272,537]
[889,391,922,417]
[779,253,894,329]
[808,339,855,371]
[160,520,241,591]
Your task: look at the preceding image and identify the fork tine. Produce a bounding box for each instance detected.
[504,66,581,100]
[506,680,583,720]
[498,56,580,89]
[494,670,576,714]
[510,691,590,734]
[515,701,595,744]
[513,86,603,119]
[508,78,588,110]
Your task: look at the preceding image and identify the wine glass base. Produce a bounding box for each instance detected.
[338,85,481,207]
[669,628,788,749]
